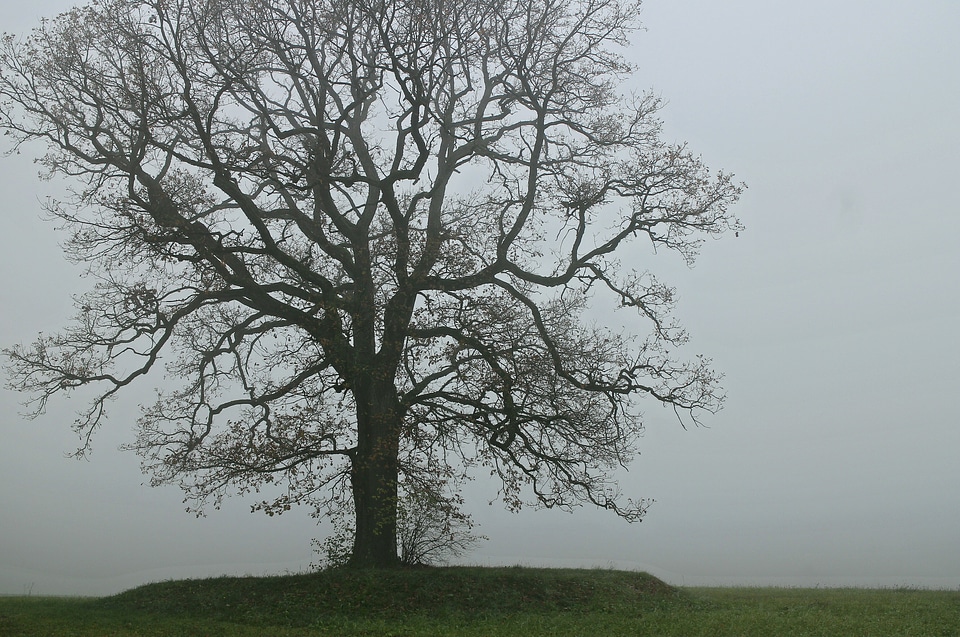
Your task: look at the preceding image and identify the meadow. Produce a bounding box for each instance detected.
[0,567,957,636]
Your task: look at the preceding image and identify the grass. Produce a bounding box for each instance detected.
[0,567,958,636]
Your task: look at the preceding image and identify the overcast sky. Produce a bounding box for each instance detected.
[2,0,958,596]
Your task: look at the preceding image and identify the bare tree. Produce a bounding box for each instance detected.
[396,488,485,567]
[1,0,742,567]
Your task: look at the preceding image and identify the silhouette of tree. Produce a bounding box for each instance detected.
[1,0,742,566]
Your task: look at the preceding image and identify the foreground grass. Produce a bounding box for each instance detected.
[1,567,958,636]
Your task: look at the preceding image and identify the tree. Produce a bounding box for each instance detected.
[0,0,742,567]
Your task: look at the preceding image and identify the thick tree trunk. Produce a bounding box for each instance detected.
[349,376,402,568]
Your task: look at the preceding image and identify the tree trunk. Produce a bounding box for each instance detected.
[349,375,402,568]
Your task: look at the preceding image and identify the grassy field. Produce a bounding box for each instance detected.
[0,567,957,636]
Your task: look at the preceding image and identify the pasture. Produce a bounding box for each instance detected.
[1,567,957,636]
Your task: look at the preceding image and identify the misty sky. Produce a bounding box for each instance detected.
[2,1,958,596]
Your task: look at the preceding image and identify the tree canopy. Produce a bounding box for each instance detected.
[1,0,742,566]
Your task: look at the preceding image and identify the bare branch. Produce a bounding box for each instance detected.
[1,0,742,565]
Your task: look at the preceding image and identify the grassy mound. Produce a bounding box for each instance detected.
[95,566,679,626]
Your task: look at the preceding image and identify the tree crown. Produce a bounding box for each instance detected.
[1,0,742,532]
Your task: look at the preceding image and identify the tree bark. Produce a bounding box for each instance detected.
[348,374,402,568]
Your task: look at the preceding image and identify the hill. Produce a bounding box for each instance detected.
[96,566,679,623]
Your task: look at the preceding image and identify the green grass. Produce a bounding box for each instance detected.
[1,567,958,636]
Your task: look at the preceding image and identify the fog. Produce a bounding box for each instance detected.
[2,0,958,595]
